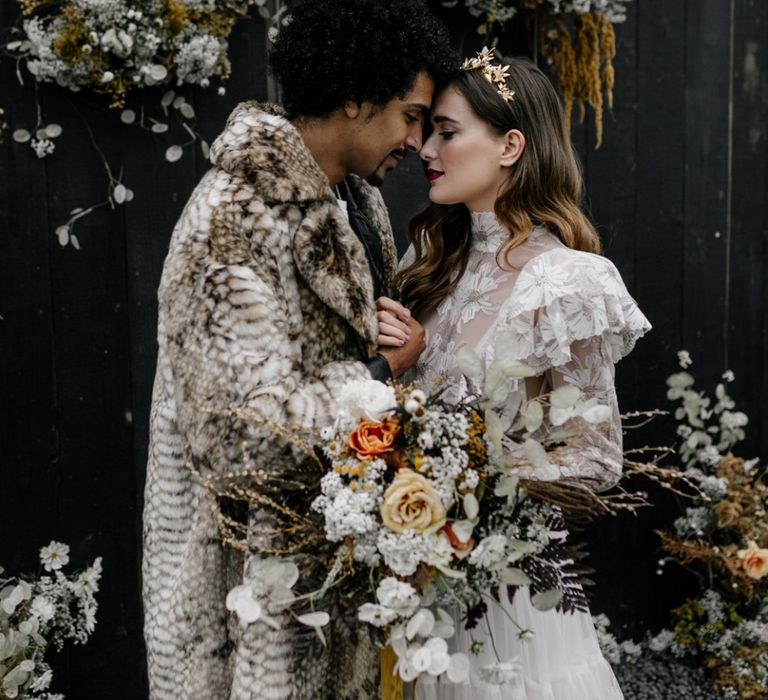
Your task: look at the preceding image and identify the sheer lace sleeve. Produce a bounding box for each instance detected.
[508,336,625,491]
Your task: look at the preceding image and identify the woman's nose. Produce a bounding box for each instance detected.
[419,135,437,161]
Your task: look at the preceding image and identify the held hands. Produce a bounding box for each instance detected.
[375,296,425,379]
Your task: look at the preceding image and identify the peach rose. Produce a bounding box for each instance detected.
[380,468,446,533]
[737,541,768,579]
[348,418,400,458]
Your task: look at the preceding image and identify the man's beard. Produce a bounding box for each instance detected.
[366,148,408,187]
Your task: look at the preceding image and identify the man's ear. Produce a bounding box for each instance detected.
[500,129,525,167]
[344,102,363,120]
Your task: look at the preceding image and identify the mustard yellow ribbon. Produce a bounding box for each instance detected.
[380,645,404,700]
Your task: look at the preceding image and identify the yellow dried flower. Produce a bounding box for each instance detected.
[163,0,191,36]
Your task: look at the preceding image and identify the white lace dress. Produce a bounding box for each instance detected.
[405,212,651,700]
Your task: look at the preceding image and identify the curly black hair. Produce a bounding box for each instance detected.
[269,0,457,118]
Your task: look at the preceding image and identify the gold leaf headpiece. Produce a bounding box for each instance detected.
[460,47,515,103]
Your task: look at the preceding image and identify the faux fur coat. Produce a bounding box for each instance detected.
[142,102,398,700]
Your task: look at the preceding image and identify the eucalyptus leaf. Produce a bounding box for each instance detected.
[463,493,479,519]
[493,475,518,497]
[113,184,127,204]
[179,102,195,119]
[523,400,544,432]
[485,409,502,452]
[545,428,578,442]
[161,90,175,108]
[70,234,80,250]
[165,145,183,162]
[200,140,210,159]
[456,346,482,379]
[45,123,63,138]
[435,564,467,580]
[483,362,508,408]
[297,611,329,628]
[550,385,581,408]
[173,96,186,109]
[499,568,532,587]
[151,123,169,134]
[523,438,548,468]
[149,64,168,82]
[580,404,611,424]
[531,589,562,611]
[549,405,574,427]
[508,538,538,553]
[120,110,136,124]
[55,226,69,247]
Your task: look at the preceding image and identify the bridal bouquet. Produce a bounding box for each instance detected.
[309,368,608,683]
[0,542,102,699]
[203,344,626,689]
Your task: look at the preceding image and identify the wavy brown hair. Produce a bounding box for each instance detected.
[396,57,601,319]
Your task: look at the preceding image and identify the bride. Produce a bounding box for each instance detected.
[376,52,651,699]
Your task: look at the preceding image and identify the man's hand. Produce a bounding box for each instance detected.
[374,297,425,378]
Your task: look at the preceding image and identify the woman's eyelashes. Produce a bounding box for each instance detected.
[439,131,455,140]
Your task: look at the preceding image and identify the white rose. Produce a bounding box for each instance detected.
[468,534,507,568]
[358,603,397,627]
[338,379,396,421]
[376,577,419,616]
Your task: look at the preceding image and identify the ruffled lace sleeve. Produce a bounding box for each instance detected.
[496,248,651,374]
[496,249,651,491]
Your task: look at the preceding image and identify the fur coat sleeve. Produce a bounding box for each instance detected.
[143,102,395,700]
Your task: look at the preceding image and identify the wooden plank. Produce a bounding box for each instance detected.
[609,0,689,638]
[0,3,58,574]
[38,85,140,697]
[584,7,640,403]
[728,0,768,458]
[682,0,732,382]
[577,4,645,639]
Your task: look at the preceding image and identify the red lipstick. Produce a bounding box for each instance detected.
[427,168,443,182]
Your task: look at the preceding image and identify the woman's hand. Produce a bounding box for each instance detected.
[374,297,425,378]
[375,296,412,347]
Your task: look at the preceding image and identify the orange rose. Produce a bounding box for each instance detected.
[380,468,446,533]
[442,523,475,560]
[348,418,400,458]
[737,541,768,579]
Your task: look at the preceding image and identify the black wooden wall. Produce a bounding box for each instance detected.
[1,1,766,697]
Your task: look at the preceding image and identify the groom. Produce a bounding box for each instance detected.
[141,0,455,698]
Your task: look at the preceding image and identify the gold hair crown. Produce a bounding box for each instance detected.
[460,47,515,102]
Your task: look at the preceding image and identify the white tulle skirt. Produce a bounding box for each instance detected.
[415,587,623,700]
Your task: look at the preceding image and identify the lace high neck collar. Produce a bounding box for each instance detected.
[470,211,548,253]
[470,211,511,252]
